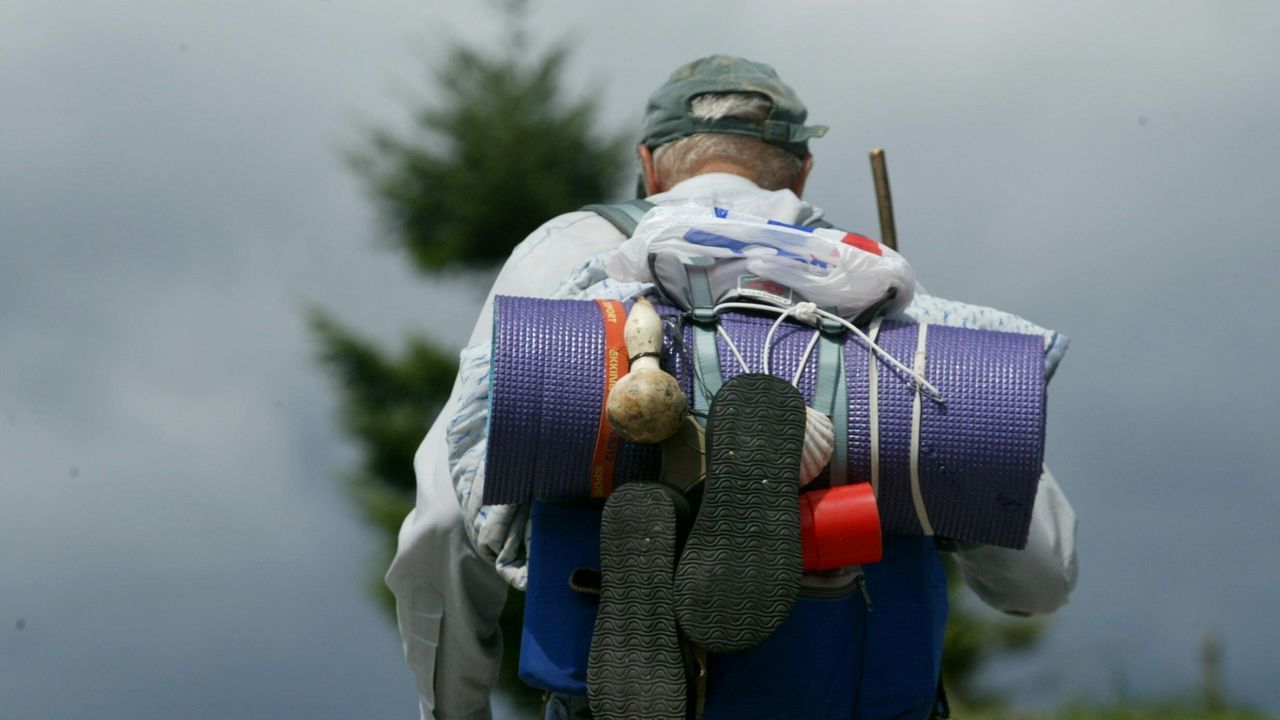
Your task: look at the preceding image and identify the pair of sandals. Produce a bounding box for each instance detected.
[588,374,808,720]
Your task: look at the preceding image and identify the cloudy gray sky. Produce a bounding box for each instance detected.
[2,1,1278,717]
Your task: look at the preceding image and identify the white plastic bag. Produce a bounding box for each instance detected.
[605,205,916,319]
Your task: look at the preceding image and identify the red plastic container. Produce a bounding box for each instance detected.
[799,483,883,570]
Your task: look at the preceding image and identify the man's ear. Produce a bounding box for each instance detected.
[790,154,814,198]
[638,145,663,197]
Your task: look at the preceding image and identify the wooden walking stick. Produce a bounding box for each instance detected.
[869,148,898,251]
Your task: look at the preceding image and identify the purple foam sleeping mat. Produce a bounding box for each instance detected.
[485,295,1046,549]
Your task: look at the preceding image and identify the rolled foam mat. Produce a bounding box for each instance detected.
[485,295,1045,549]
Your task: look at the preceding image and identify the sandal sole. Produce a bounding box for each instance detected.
[674,373,806,653]
[588,483,688,720]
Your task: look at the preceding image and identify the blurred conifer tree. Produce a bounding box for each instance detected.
[313,0,627,577]
[311,1,628,712]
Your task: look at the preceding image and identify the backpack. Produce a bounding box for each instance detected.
[515,201,952,719]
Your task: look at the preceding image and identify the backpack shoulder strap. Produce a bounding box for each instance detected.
[587,201,839,236]
[581,199,656,238]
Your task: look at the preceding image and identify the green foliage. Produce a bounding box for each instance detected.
[348,41,632,273]
[309,310,458,495]
[958,698,1273,720]
[343,469,418,619]
[1049,704,1271,720]
[310,308,454,617]
[941,554,1046,707]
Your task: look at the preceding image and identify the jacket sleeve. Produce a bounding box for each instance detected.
[953,466,1079,616]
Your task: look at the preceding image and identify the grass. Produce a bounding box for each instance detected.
[956,700,1273,720]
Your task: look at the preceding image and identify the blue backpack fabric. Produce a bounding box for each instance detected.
[518,501,602,693]
[518,500,949,719]
[856,536,949,719]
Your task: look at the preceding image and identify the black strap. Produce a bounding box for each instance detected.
[581,199,656,238]
[585,200,846,240]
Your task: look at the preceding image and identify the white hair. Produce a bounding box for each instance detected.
[652,92,805,191]
[686,92,774,120]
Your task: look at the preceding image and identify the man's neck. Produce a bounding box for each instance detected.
[684,161,756,183]
[655,172,761,200]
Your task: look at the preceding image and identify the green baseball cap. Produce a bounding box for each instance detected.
[640,55,828,158]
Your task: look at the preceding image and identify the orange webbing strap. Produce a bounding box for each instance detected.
[588,299,629,498]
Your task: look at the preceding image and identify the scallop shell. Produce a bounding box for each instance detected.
[799,406,835,486]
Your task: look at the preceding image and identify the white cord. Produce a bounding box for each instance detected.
[711,315,819,389]
[715,325,751,374]
[791,332,821,387]
[714,303,821,388]
[709,301,945,403]
[909,322,936,535]
[761,302,819,376]
[868,317,882,499]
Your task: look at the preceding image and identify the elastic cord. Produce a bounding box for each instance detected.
[909,322,936,535]
[710,301,944,403]
[791,332,822,387]
[714,314,821,390]
[716,325,751,374]
[867,318,883,499]
[759,303,822,384]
